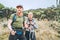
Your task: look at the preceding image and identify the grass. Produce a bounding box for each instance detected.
[0,18,60,40]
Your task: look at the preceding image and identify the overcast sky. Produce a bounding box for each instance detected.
[0,0,56,10]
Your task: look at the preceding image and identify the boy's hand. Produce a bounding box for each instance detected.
[25,23,28,28]
[28,27,31,30]
[30,21,34,25]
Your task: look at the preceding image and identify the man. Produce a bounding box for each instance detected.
[25,12,38,40]
[8,5,26,40]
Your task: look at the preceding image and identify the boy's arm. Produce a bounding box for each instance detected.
[32,20,38,29]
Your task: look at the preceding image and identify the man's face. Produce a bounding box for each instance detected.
[16,7,23,13]
[28,14,33,19]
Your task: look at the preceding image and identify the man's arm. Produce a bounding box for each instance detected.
[7,14,14,31]
[7,14,16,35]
[8,19,16,35]
[7,19,13,31]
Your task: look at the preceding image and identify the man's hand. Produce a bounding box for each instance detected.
[10,30,16,35]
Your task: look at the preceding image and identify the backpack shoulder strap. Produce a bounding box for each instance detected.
[23,16,25,22]
[12,14,16,24]
[11,14,16,26]
[13,14,16,22]
[23,16,25,27]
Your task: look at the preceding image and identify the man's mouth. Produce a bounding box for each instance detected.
[18,11,21,12]
[18,10,20,11]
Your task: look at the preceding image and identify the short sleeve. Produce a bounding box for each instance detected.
[9,14,14,20]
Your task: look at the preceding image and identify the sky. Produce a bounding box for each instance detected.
[0,0,56,10]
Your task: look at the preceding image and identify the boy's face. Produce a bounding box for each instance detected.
[28,14,33,19]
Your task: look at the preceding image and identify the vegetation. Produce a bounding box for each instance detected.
[0,3,60,40]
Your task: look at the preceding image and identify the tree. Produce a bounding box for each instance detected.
[0,3,5,9]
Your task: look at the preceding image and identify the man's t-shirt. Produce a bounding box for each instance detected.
[10,13,24,28]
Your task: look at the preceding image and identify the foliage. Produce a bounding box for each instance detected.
[0,3,5,9]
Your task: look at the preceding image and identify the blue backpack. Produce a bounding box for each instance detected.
[15,29,23,36]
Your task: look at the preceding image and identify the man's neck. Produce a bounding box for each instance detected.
[16,12,23,17]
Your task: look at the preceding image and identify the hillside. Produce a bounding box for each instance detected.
[0,18,60,40]
[0,7,60,40]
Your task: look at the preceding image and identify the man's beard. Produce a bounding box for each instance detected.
[18,11,21,13]
[17,11,23,16]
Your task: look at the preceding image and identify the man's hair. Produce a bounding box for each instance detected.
[16,5,23,8]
